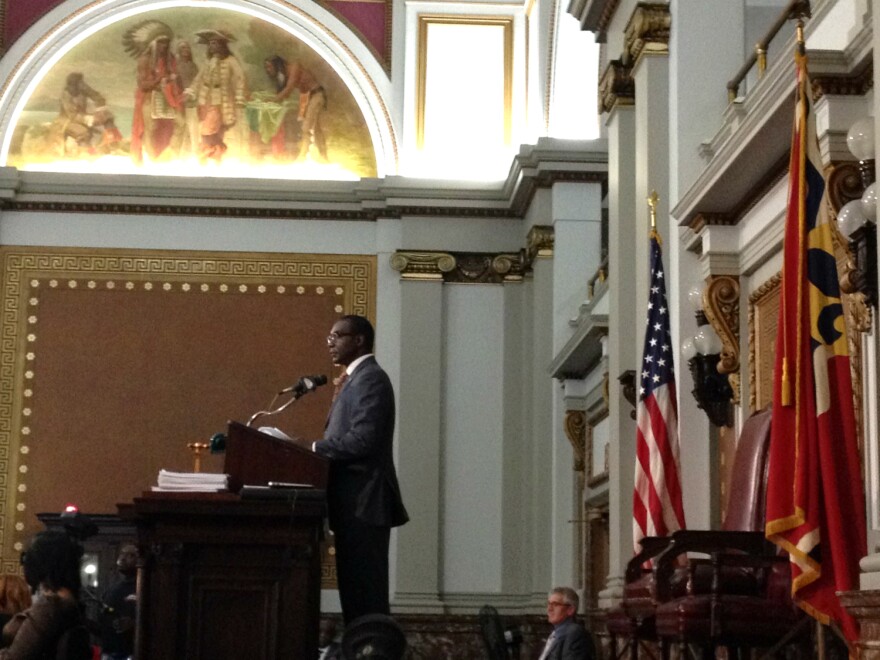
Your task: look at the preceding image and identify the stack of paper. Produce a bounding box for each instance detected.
[152,469,229,492]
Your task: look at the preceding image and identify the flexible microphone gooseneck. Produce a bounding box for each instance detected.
[246,374,328,427]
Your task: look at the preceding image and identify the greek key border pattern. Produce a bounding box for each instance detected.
[0,248,376,563]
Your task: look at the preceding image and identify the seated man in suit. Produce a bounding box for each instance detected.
[539,587,594,660]
[290,315,408,625]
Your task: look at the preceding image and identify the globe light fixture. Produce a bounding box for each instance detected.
[683,284,733,427]
[840,117,878,306]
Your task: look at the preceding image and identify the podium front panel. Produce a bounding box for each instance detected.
[125,493,325,660]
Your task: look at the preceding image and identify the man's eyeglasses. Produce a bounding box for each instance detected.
[327,332,356,344]
[547,600,571,608]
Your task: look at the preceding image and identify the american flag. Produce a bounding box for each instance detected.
[633,231,686,552]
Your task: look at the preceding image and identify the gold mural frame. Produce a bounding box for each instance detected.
[416,14,513,149]
[0,246,375,574]
[586,408,610,488]
[748,273,781,414]
[0,0,398,171]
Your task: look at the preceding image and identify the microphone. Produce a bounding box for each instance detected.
[279,374,328,396]
[247,375,329,427]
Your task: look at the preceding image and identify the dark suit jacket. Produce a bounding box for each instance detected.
[315,356,408,530]
[544,618,594,660]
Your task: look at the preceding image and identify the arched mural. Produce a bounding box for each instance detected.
[4,6,379,179]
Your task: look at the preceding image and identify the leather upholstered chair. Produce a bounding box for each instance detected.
[606,408,804,660]
[652,407,807,658]
[606,536,670,660]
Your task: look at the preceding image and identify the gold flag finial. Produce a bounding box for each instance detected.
[647,190,659,231]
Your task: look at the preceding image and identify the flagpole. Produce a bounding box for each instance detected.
[633,187,686,552]
[648,190,659,241]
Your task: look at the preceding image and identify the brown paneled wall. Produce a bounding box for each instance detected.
[0,247,376,570]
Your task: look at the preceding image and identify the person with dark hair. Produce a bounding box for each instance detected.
[122,20,186,164]
[289,315,408,625]
[1,530,91,660]
[98,543,138,660]
[187,29,246,163]
[54,72,122,154]
[175,41,200,158]
[263,55,328,162]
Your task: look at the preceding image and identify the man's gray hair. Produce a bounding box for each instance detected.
[550,586,579,611]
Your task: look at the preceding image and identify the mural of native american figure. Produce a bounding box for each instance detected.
[7,7,378,179]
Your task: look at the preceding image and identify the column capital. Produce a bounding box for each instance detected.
[524,225,555,265]
[623,2,670,66]
[391,226,555,283]
[599,60,635,115]
[390,250,526,283]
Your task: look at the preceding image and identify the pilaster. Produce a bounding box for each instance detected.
[393,278,445,613]
[603,100,636,604]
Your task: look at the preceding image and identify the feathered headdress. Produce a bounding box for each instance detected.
[122,20,174,58]
[194,29,236,44]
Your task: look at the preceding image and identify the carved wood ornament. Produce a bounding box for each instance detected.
[564,410,587,472]
[702,275,741,404]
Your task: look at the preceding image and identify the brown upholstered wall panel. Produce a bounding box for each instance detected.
[0,247,376,570]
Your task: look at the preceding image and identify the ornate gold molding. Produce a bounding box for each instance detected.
[392,226,554,283]
[811,61,873,101]
[390,251,525,283]
[598,60,635,114]
[417,15,514,149]
[564,410,587,472]
[523,225,555,266]
[623,3,670,65]
[388,252,456,280]
[748,273,781,413]
[703,275,740,404]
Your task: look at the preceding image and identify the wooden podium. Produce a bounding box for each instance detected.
[123,422,329,660]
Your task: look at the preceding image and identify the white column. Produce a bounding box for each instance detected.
[546,181,604,590]
[528,255,559,599]
[392,277,445,613]
[601,102,637,606]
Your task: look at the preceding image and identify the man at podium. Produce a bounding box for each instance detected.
[291,315,409,624]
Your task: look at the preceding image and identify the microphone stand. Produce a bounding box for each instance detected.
[246,389,310,427]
